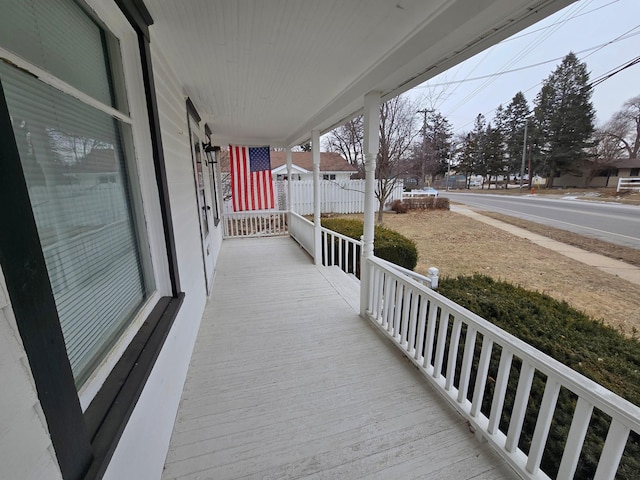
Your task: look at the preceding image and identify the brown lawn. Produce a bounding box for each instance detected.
[347,209,640,336]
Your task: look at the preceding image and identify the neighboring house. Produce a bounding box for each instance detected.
[0,2,598,480]
[219,150,357,181]
[271,151,357,181]
[555,158,640,188]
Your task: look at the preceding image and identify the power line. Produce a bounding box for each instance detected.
[444,0,595,115]
[414,30,640,89]
[502,0,620,43]
[589,55,640,88]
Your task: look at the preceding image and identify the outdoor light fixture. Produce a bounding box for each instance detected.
[202,142,220,165]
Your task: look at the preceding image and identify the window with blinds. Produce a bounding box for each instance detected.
[0,0,153,387]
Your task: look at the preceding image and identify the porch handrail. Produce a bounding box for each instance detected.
[376,257,438,289]
[289,211,315,256]
[320,226,361,276]
[365,255,640,480]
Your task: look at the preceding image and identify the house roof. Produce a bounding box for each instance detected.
[614,158,640,169]
[144,0,573,147]
[270,151,357,173]
[218,150,356,174]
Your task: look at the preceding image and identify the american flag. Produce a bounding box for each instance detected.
[229,145,275,211]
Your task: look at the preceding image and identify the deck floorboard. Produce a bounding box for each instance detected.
[163,237,514,479]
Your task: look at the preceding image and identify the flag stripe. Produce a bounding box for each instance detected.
[229,145,274,211]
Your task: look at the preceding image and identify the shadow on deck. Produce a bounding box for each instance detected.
[163,237,514,479]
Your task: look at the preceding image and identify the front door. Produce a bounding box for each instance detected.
[188,110,214,292]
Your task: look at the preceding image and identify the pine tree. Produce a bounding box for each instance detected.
[471,114,488,186]
[501,92,531,179]
[533,52,595,187]
[484,122,506,188]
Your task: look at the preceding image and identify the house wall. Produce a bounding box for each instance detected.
[301,172,352,182]
[102,38,220,480]
[0,269,63,480]
[0,1,222,477]
[556,174,622,188]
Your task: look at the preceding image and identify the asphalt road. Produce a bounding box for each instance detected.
[443,192,640,249]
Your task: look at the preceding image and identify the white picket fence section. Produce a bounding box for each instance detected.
[364,256,640,480]
[223,210,288,238]
[617,177,640,192]
[224,179,404,215]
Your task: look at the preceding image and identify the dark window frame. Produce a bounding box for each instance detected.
[0,1,184,479]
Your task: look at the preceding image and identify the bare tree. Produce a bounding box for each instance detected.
[323,117,364,174]
[376,95,420,222]
[585,128,625,186]
[324,95,419,222]
[600,95,640,160]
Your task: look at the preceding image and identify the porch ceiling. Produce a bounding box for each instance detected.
[144,0,575,147]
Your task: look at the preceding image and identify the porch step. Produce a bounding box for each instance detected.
[318,265,360,313]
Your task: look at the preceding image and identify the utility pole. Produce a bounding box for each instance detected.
[446,152,452,191]
[519,120,528,193]
[416,109,432,187]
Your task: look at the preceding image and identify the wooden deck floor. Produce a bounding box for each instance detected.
[163,237,515,479]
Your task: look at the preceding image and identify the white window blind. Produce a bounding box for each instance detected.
[0,0,114,106]
[0,0,151,386]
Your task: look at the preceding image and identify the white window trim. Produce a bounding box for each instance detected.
[77,0,175,408]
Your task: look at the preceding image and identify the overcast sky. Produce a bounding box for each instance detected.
[410,0,640,135]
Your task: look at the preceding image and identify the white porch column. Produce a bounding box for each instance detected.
[360,91,380,317]
[286,147,293,216]
[312,129,321,265]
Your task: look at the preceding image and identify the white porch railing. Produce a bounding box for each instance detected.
[223,210,288,238]
[364,256,640,480]
[220,209,640,479]
[289,212,314,256]
[320,226,361,276]
[617,177,640,192]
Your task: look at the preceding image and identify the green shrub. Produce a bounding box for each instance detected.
[403,196,450,210]
[390,199,408,213]
[435,196,450,210]
[438,274,640,479]
[321,218,418,271]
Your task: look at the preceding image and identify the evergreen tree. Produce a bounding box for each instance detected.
[471,114,488,186]
[484,122,506,188]
[533,52,595,187]
[456,132,477,188]
[413,110,454,185]
[501,92,531,179]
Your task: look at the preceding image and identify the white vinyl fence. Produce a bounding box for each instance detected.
[224,179,404,215]
[617,177,640,192]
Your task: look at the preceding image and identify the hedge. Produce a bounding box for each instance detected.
[321,218,418,271]
[438,274,640,479]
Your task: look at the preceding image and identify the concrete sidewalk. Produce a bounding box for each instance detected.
[452,206,640,287]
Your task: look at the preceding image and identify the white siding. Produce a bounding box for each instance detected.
[0,269,63,480]
[103,36,221,480]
